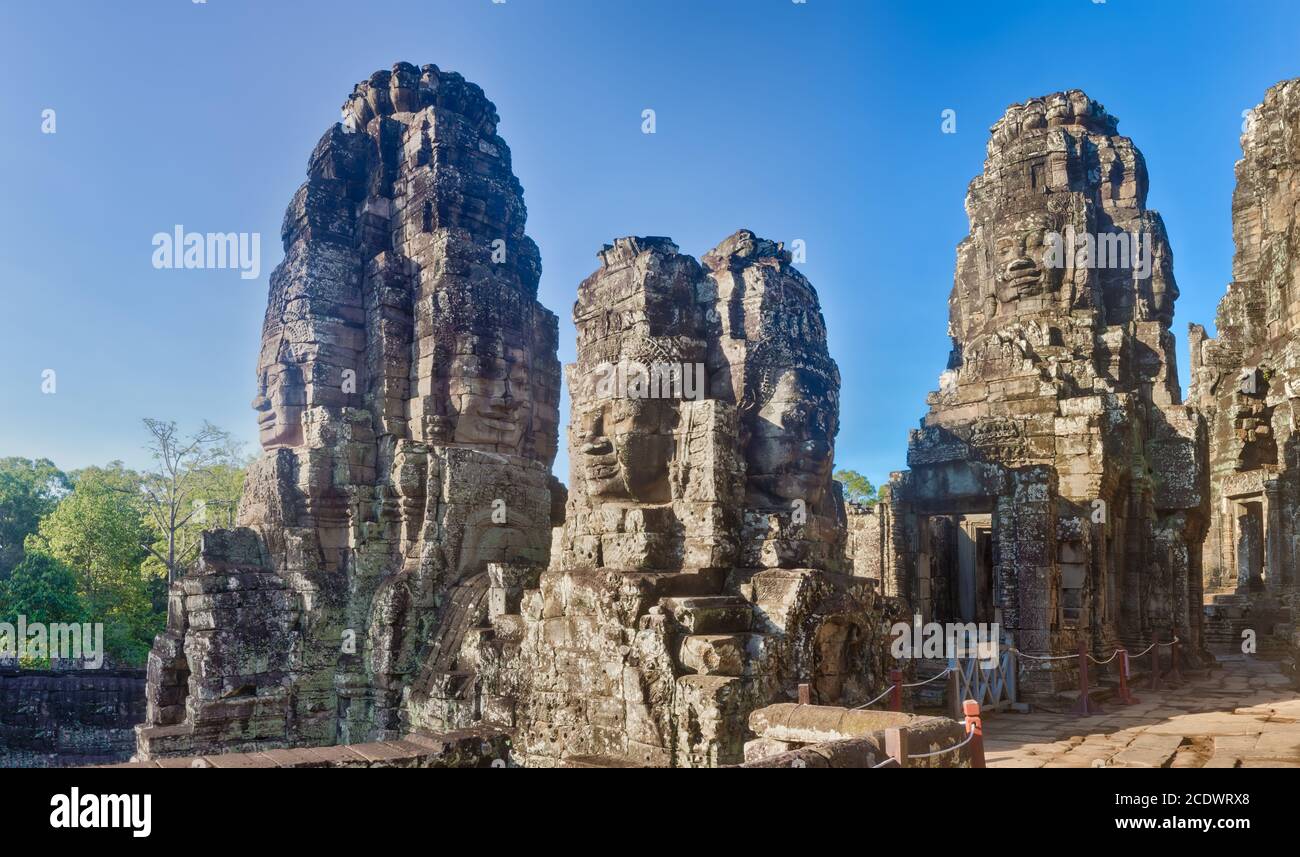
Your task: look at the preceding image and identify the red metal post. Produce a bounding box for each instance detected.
[1150,631,1162,691]
[947,667,961,721]
[889,669,903,712]
[1164,638,1186,686]
[1069,639,1104,715]
[962,699,986,769]
[1116,648,1139,705]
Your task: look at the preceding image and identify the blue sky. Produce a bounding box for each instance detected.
[1,0,1297,489]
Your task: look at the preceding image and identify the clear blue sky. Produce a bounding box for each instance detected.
[1,0,1297,490]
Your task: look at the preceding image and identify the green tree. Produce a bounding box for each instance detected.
[0,458,70,579]
[139,420,244,584]
[0,552,87,626]
[834,469,878,506]
[30,463,149,607]
[28,463,159,665]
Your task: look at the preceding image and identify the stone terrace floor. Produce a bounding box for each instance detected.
[984,653,1300,768]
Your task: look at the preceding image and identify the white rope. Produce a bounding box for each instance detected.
[850,685,895,711]
[1013,641,1175,664]
[907,723,978,760]
[902,668,951,688]
[871,757,900,768]
[1009,648,1078,661]
[851,668,953,710]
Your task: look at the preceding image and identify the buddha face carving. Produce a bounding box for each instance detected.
[576,396,675,502]
[252,361,306,450]
[746,369,834,508]
[1148,257,1179,325]
[993,212,1064,306]
[449,344,532,452]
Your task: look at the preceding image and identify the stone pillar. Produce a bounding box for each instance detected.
[1235,503,1257,592]
[1002,467,1069,695]
[1265,480,1282,590]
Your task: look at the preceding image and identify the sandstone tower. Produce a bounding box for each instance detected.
[882,91,1209,693]
[137,63,561,757]
[430,233,902,767]
[1192,79,1300,646]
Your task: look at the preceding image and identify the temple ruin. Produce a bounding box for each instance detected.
[137,63,562,758]
[1192,79,1300,650]
[435,232,903,767]
[135,65,1300,767]
[136,65,901,766]
[874,91,1210,695]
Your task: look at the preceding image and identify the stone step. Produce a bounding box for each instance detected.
[645,568,728,599]
[660,596,754,634]
[1111,733,1185,769]
[677,634,764,676]
[118,729,512,769]
[560,754,646,768]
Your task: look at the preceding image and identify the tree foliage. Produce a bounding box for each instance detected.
[0,458,70,579]
[833,469,878,506]
[0,552,85,627]
[25,463,158,665]
[2,422,249,665]
[139,420,246,584]
[30,463,151,607]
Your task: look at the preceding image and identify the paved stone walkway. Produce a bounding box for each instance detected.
[99,729,509,769]
[985,653,1300,768]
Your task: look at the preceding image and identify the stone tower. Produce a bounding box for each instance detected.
[137,63,561,758]
[883,91,1209,693]
[1192,78,1300,644]
[449,233,900,767]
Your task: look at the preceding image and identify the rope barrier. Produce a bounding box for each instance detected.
[907,723,977,760]
[871,757,900,768]
[854,635,1180,715]
[901,668,951,688]
[851,666,955,710]
[850,685,896,711]
[1009,649,1077,661]
[1011,637,1178,663]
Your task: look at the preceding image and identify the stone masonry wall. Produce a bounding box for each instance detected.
[0,669,145,767]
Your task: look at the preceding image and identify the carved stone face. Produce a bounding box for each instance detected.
[252,362,306,450]
[449,345,532,452]
[1149,260,1178,325]
[747,369,833,508]
[993,213,1063,306]
[576,396,674,502]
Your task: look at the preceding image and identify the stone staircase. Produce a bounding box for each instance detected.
[662,595,762,678]
[403,574,492,731]
[434,563,890,768]
[658,589,771,767]
[1203,592,1292,655]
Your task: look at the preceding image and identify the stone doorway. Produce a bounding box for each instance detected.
[1235,500,1265,591]
[923,513,997,625]
[957,515,995,624]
